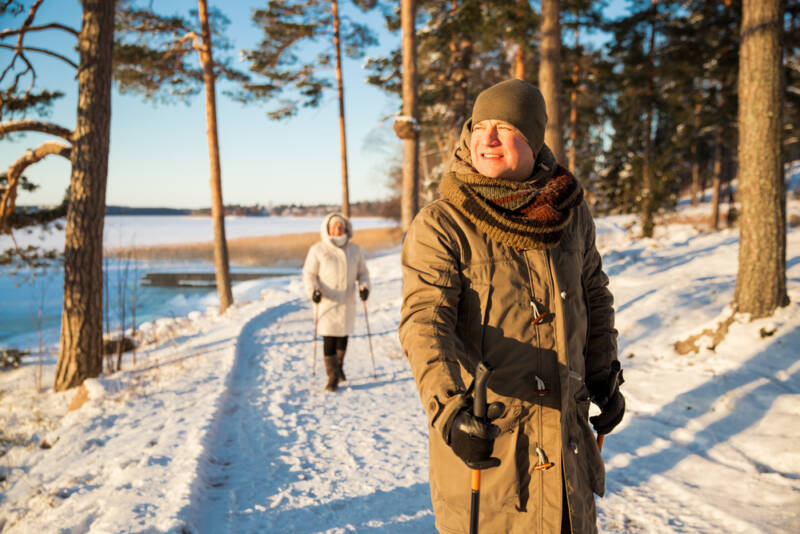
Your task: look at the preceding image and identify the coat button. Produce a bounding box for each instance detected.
[569,440,579,454]
[561,291,567,300]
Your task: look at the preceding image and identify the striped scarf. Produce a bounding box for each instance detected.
[440,122,583,249]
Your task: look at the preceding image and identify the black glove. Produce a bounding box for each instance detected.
[359,286,369,301]
[447,403,503,469]
[590,389,625,435]
[312,288,322,303]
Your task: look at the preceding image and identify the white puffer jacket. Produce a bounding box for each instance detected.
[302,213,370,337]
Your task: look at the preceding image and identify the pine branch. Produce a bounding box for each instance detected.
[0,119,74,141]
[0,22,80,39]
[0,43,78,69]
[0,140,71,232]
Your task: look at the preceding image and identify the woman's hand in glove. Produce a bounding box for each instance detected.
[590,390,625,435]
[312,289,322,303]
[447,404,503,469]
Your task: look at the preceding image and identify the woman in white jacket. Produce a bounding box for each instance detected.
[303,213,370,391]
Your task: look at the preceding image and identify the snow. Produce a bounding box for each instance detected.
[1,202,799,533]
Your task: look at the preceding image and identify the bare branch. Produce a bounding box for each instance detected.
[0,43,79,69]
[0,0,43,91]
[21,0,44,27]
[0,119,74,141]
[0,140,70,232]
[0,23,80,40]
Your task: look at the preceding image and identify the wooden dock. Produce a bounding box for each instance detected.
[141,272,290,288]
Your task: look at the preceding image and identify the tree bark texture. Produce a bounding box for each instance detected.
[568,24,579,173]
[640,0,658,238]
[400,0,419,233]
[710,124,723,231]
[690,101,701,206]
[331,0,350,218]
[197,0,233,313]
[538,0,564,164]
[734,0,787,317]
[54,0,115,391]
[513,43,525,80]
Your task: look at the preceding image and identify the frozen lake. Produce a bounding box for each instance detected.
[0,215,397,351]
[1,214,398,250]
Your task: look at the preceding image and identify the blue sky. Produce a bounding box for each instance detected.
[1,0,627,209]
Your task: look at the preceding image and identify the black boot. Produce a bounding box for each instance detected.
[324,356,339,392]
[335,349,346,382]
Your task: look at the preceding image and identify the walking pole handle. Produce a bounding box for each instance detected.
[469,361,493,534]
[473,361,493,420]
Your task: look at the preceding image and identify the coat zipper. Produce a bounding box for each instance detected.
[522,250,545,528]
[548,248,574,534]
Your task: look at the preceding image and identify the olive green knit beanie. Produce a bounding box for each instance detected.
[471,79,548,155]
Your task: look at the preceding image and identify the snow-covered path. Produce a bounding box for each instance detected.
[186,254,436,533]
[1,214,799,533]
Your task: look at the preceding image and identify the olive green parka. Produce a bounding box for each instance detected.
[399,190,617,533]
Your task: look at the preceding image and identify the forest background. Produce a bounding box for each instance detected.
[0,0,796,392]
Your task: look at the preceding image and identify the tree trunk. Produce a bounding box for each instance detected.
[197,0,233,313]
[734,0,787,317]
[538,0,564,163]
[640,0,658,238]
[709,124,723,231]
[690,99,701,206]
[331,0,350,218]
[568,23,579,173]
[513,43,525,80]
[54,0,115,392]
[400,0,419,233]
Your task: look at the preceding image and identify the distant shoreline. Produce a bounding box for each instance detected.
[105,226,403,267]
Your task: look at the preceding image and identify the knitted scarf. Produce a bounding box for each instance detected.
[440,122,584,249]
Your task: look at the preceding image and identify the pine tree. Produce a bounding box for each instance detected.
[0,0,116,391]
[366,0,540,200]
[561,0,606,194]
[241,0,380,218]
[113,0,248,313]
[734,0,787,317]
[395,0,419,233]
[539,0,565,164]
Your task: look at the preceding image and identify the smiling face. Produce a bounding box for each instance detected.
[469,119,535,181]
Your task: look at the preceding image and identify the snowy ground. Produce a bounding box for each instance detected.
[1,202,799,533]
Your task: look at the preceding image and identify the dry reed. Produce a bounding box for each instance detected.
[107,227,403,266]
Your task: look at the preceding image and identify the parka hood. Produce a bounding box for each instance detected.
[320,212,353,246]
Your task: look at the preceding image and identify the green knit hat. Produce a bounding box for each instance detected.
[471,79,548,155]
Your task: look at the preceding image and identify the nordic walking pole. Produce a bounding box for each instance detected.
[596,360,622,451]
[470,361,493,534]
[362,300,376,378]
[312,302,319,376]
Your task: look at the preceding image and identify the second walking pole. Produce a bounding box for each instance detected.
[312,303,319,376]
[362,300,376,378]
[470,361,493,534]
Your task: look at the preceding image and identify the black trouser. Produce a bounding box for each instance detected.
[323,336,348,357]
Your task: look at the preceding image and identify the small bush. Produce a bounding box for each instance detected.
[1,348,28,369]
[102,336,135,356]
